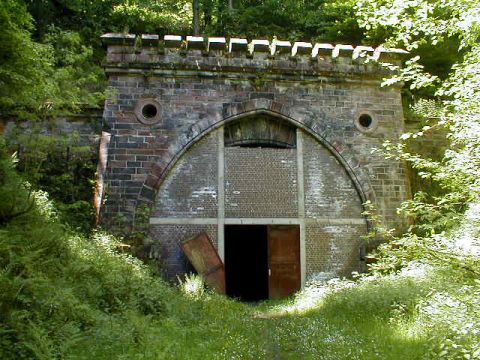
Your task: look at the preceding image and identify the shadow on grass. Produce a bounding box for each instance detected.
[248,276,437,359]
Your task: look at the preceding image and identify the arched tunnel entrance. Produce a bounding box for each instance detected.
[101,36,409,301]
[148,112,369,298]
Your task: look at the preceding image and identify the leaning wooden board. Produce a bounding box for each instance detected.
[181,232,226,294]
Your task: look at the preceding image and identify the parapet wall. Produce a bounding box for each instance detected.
[101,34,407,78]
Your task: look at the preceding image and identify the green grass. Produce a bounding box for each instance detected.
[2,211,478,360]
[2,201,477,360]
[63,268,479,360]
[1,144,478,359]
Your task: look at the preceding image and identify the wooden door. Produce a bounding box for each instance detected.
[267,225,300,299]
[181,232,226,294]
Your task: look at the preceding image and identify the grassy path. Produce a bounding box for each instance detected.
[67,268,477,359]
[261,318,282,360]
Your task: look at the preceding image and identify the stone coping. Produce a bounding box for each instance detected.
[101,33,408,61]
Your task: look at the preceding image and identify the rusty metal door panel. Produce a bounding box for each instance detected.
[181,232,226,294]
[267,225,300,299]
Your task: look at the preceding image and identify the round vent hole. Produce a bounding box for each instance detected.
[358,114,373,129]
[142,104,158,119]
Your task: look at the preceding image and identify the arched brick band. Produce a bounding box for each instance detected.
[135,98,375,222]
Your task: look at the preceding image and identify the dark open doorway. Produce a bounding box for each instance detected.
[225,225,269,301]
[225,224,301,301]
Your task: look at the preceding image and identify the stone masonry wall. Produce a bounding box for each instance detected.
[305,223,367,278]
[303,132,364,219]
[302,131,367,277]
[100,34,409,280]
[101,73,408,230]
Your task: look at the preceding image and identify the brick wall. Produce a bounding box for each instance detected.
[152,131,218,218]
[305,224,367,277]
[149,224,218,279]
[100,35,410,281]
[302,131,368,278]
[101,74,408,228]
[303,133,364,219]
[225,147,297,218]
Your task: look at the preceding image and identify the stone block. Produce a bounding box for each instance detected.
[101,33,136,45]
[251,39,270,53]
[229,38,248,53]
[186,36,205,50]
[141,34,159,47]
[271,40,292,55]
[292,42,313,56]
[208,37,226,51]
[164,35,183,48]
[332,44,354,58]
[312,43,334,58]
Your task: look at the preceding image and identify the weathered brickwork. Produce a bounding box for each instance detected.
[301,131,368,277]
[149,225,218,279]
[2,113,101,147]
[305,223,367,277]
[153,131,218,218]
[102,76,408,224]
[100,34,409,283]
[225,147,297,218]
[303,132,364,219]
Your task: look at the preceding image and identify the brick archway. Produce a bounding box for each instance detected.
[101,35,409,282]
[135,98,375,224]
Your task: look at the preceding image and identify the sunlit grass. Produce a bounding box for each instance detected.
[160,263,474,360]
[1,178,476,359]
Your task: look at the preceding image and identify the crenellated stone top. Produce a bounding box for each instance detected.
[101,33,408,79]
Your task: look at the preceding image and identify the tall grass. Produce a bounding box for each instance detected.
[1,139,478,359]
[0,141,171,358]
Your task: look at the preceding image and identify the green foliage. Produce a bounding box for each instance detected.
[302,0,365,44]
[418,282,480,359]
[354,0,480,276]
[245,265,479,359]
[207,0,363,42]
[6,124,97,232]
[0,1,106,118]
[42,27,106,112]
[178,273,206,299]
[2,136,479,359]
[0,144,172,358]
[0,0,53,117]
[1,0,194,119]
[3,1,480,358]
[0,138,34,225]
[111,0,192,34]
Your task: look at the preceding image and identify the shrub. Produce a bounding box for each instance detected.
[0,141,170,358]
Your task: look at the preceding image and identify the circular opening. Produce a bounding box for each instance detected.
[142,104,158,119]
[358,114,373,129]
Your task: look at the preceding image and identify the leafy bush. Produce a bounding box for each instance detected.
[0,141,171,358]
[0,0,52,116]
[6,124,97,233]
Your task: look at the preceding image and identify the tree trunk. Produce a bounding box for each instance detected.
[193,0,200,35]
[228,0,233,11]
[203,0,213,27]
